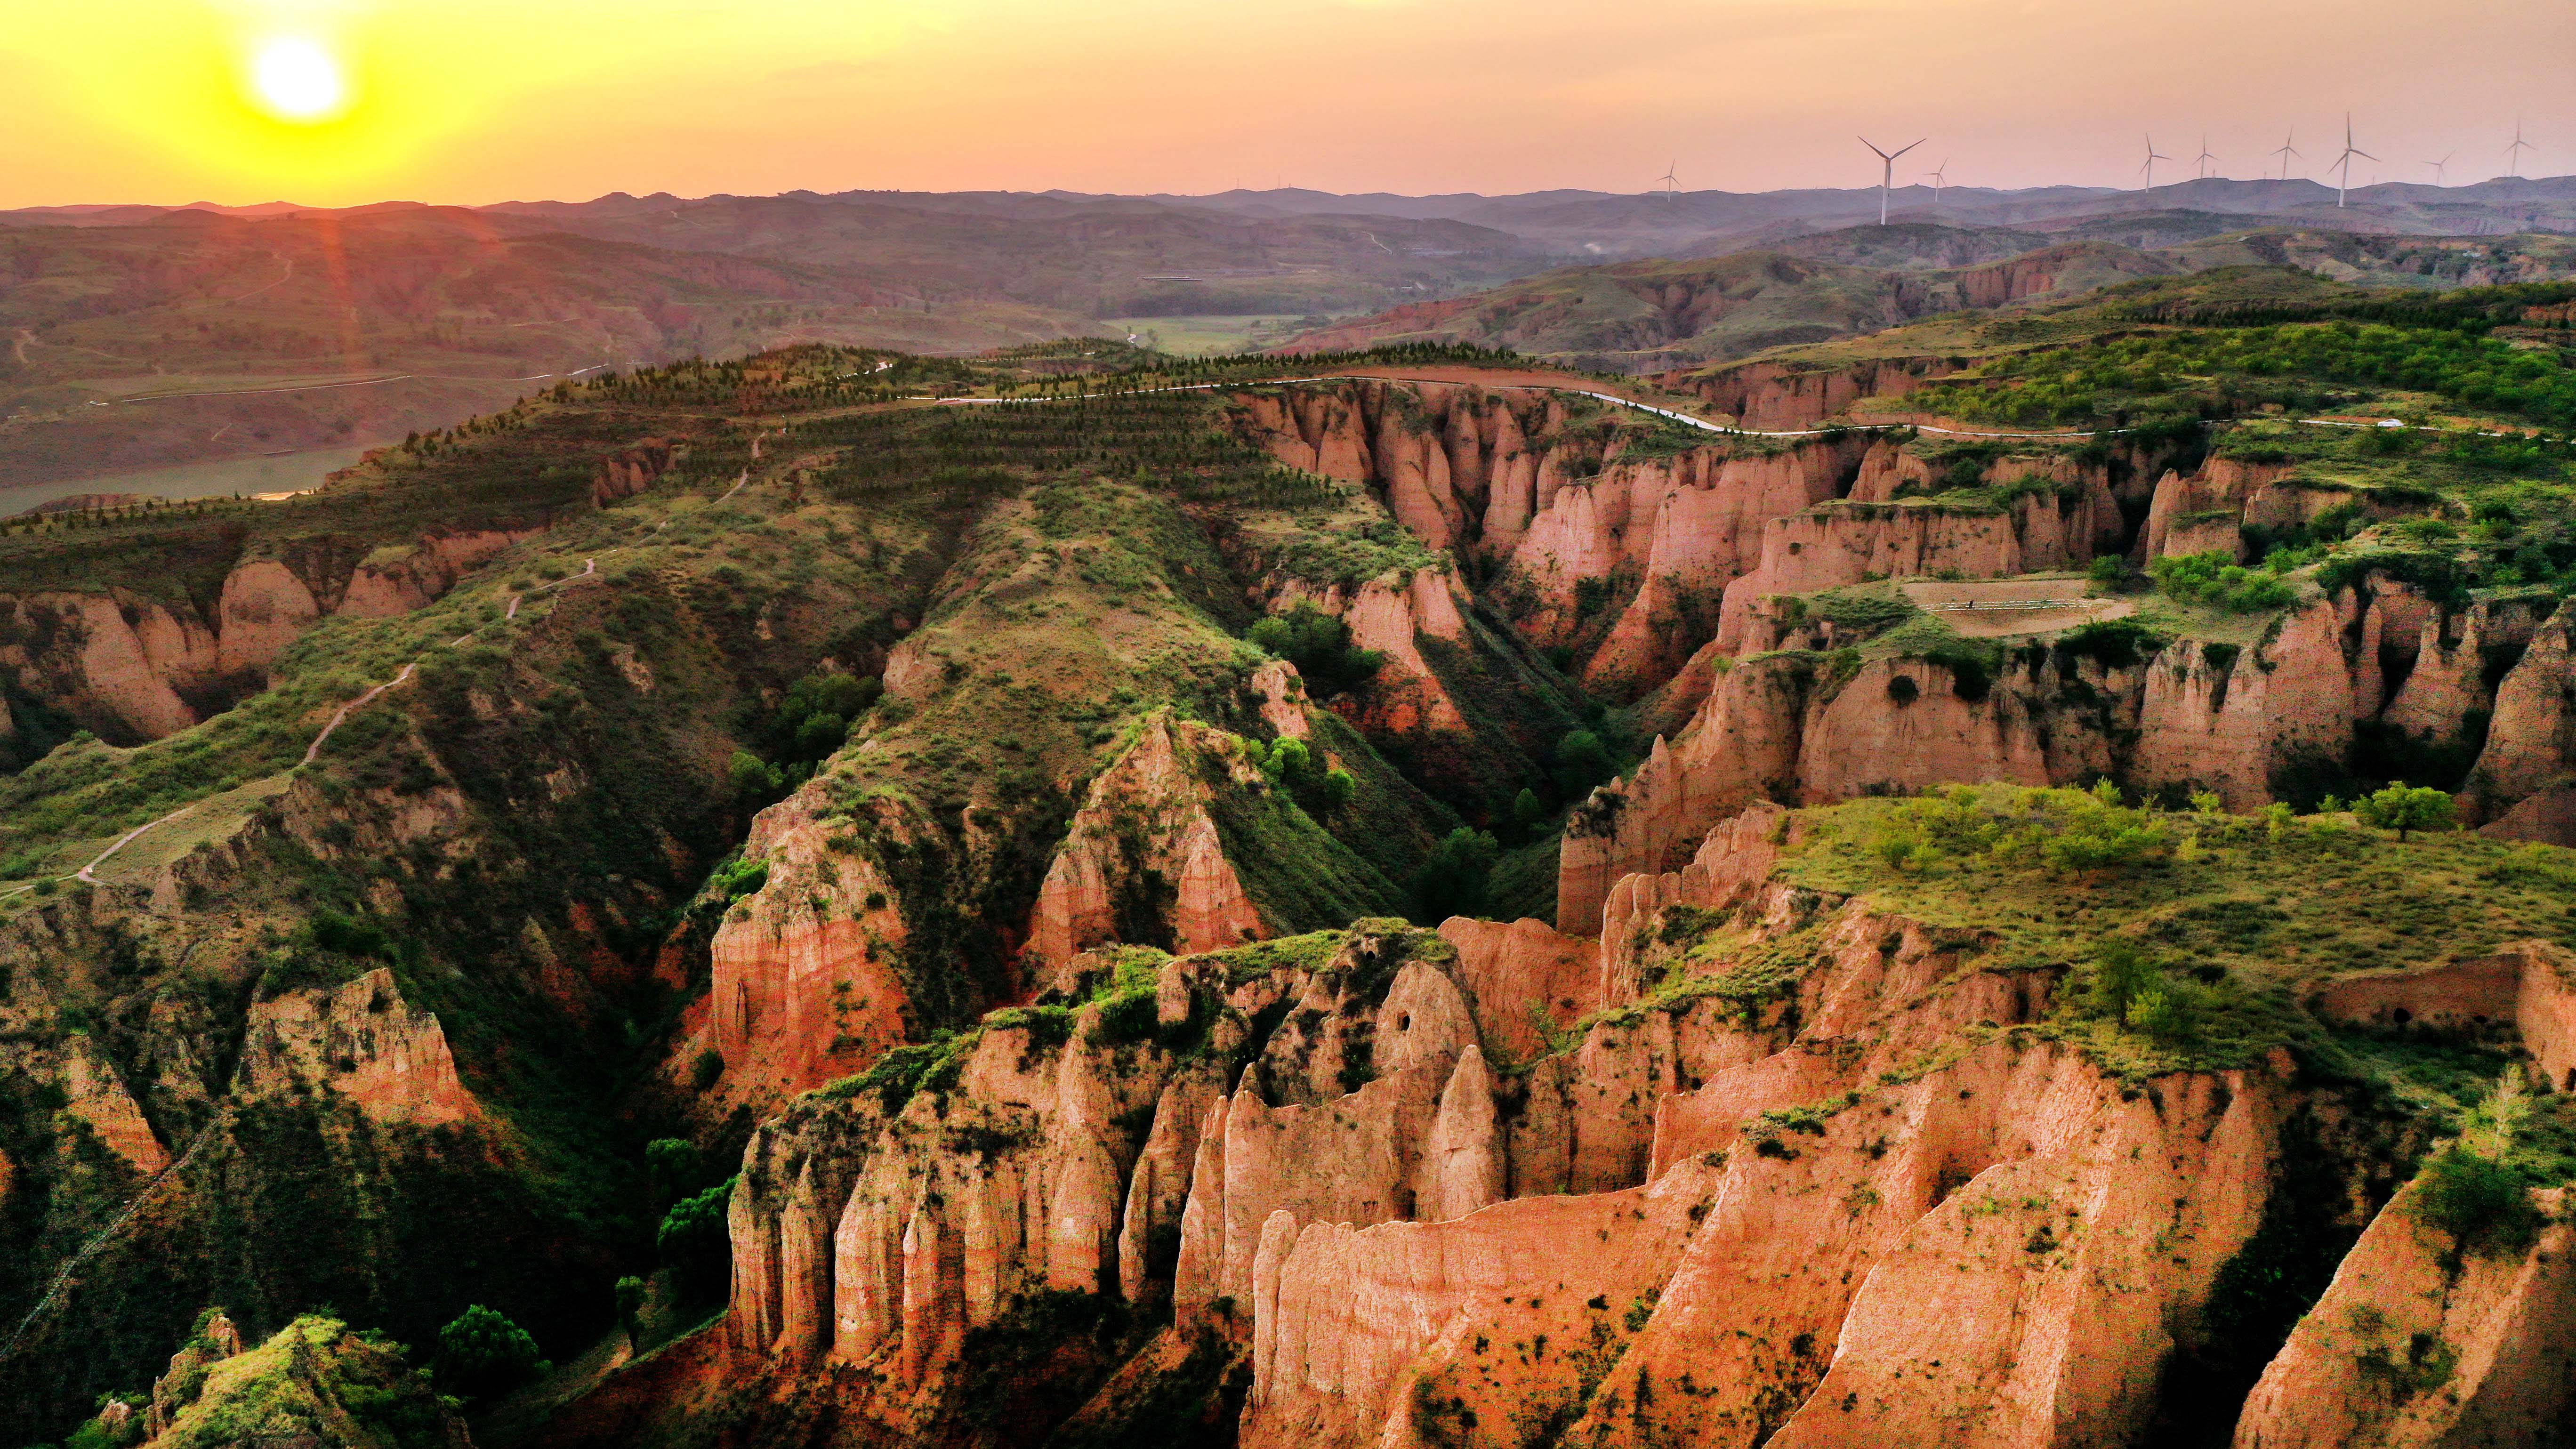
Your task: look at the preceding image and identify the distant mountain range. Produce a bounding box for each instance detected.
[2,175,2569,488]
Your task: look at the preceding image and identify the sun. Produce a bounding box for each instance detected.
[249,35,348,123]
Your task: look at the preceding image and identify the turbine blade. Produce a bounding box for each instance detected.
[1891,138,1925,159]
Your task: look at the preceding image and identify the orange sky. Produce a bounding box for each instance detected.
[3,0,2567,208]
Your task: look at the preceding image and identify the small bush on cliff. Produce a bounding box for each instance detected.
[433,1305,549,1404]
[1244,608,1382,697]
[1245,735,1358,816]
[657,1178,736,1305]
[2149,551,2297,614]
[2410,1145,2544,1257]
[2353,783,2459,842]
[2053,618,2165,671]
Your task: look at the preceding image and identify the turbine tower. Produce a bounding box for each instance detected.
[1657,160,1680,201]
[2426,153,2453,186]
[1924,158,1950,206]
[2327,114,2376,207]
[2270,129,2302,181]
[2138,135,2174,191]
[1860,135,1924,225]
[2504,119,2533,178]
[2193,135,2218,180]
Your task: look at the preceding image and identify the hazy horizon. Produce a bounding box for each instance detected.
[3,0,2567,210]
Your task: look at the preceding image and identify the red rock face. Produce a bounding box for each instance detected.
[595,437,676,506]
[1670,357,1960,432]
[2232,1181,2576,1449]
[1231,381,1876,700]
[336,530,538,618]
[1244,1156,1724,1449]
[2314,942,2576,1092]
[1264,572,1476,736]
[1024,716,1266,970]
[698,782,912,1111]
[56,1035,168,1175]
[2468,600,2576,817]
[0,528,543,745]
[1562,578,2561,932]
[236,967,480,1128]
[1435,916,1598,1062]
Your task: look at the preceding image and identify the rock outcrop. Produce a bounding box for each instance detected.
[1668,356,1960,431]
[2466,599,2575,819]
[0,529,541,746]
[235,967,479,1127]
[145,1312,245,1436]
[1266,570,1475,734]
[1231,380,1876,697]
[596,437,677,505]
[57,1034,168,1175]
[2314,942,2576,1092]
[1562,578,2568,931]
[1025,716,1265,970]
[697,778,913,1110]
[2232,1182,2576,1449]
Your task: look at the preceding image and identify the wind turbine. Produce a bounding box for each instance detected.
[2138,135,2174,191]
[2426,153,2453,186]
[1924,159,1950,206]
[2270,129,2302,181]
[2193,135,2219,180]
[2504,119,2533,178]
[2327,114,2375,207]
[1860,136,1924,225]
[1656,161,1680,201]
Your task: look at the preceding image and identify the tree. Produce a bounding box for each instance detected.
[1552,730,1615,799]
[660,1178,737,1304]
[435,1305,549,1403]
[2085,939,2163,1021]
[1410,828,1500,924]
[1245,607,1383,696]
[645,1137,698,1206]
[2354,783,2458,841]
[1512,788,1547,836]
[728,750,782,802]
[614,1276,648,1345]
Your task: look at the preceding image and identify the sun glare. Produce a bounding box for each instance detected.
[250,34,347,122]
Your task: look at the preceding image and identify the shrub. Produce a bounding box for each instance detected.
[644,1138,699,1206]
[2408,1147,2543,1257]
[1512,788,1547,835]
[2055,618,2167,671]
[1090,989,1160,1046]
[2085,939,2164,1021]
[435,1305,550,1403]
[690,1048,724,1092]
[729,750,783,801]
[1245,607,1384,696]
[614,1276,646,1342]
[2045,822,2164,875]
[2149,552,2297,613]
[1551,730,1615,799]
[2353,782,2458,841]
[657,1178,737,1304]
[311,910,394,959]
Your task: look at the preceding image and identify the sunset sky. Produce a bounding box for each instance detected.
[4,0,2568,208]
